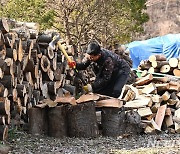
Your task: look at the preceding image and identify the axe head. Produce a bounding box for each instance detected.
[48,35,61,50]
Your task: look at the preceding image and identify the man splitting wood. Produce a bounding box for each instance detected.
[68,41,130,98]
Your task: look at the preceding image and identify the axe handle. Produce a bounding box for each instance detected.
[57,41,72,63]
[56,41,87,85]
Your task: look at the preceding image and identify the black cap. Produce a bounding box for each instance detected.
[86,41,101,55]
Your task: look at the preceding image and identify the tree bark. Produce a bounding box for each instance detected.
[48,105,68,137]
[67,102,99,138]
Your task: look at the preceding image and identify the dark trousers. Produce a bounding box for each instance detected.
[97,71,129,98]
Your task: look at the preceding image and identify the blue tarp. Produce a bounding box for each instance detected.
[126,34,180,68]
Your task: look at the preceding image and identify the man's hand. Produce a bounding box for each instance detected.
[68,61,76,68]
[83,84,92,93]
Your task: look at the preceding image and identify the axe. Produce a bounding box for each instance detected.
[49,35,87,85]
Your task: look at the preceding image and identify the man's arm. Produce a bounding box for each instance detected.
[76,60,91,70]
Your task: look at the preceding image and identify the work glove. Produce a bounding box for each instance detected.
[83,84,93,93]
[68,61,76,69]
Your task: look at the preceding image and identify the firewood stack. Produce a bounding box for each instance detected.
[138,54,180,77]
[0,18,80,140]
[120,72,180,134]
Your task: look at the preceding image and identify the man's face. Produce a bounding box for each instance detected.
[89,54,101,61]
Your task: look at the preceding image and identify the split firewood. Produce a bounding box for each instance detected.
[137,107,152,117]
[124,96,152,108]
[134,74,153,86]
[173,69,180,77]
[174,108,180,133]
[165,115,174,127]
[96,98,123,108]
[155,104,167,129]
[0,125,8,140]
[76,94,99,104]
[55,96,76,105]
[0,18,9,34]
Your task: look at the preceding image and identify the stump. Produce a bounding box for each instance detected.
[28,107,48,135]
[48,105,68,138]
[67,101,99,138]
[125,110,142,135]
[101,107,126,137]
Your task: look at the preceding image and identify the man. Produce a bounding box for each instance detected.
[69,41,130,98]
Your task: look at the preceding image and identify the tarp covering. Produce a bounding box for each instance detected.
[126,34,180,68]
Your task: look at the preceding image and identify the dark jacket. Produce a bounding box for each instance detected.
[76,49,130,93]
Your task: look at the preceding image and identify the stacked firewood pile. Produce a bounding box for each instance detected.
[120,72,180,134]
[138,54,180,77]
[0,18,83,140]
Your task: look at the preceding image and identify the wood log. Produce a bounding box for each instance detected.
[37,33,52,43]
[0,31,5,46]
[151,95,162,103]
[16,21,39,30]
[138,60,151,70]
[0,125,8,140]
[165,115,174,127]
[152,76,169,83]
[134,74,153,86]
[160,64,171,73]
[151,61,169,68]
[47,81,57,95]
[0,88,8,97]
[0,115,5,125]
[174,108,180,133]
[32,90,41,106]
[28,107,48,135]
[141,83,156,94]
[0,18,9,34]
[124,96,152,108]
[149,54,166,62]
[178,60,180,69]
[151,103,160,113]
[0,97,10,115]
[155,104,167,130]
[169,58,178,68]
[48,105,68,137]
[173,69,180,77]
[54,62,64,81]
[101,107,126,136]
[47,46,54,59]
[137,107,152,117]
[162,91,171,101]
[148,67,159,73]
[47,69,54,81]
[16,84,26,97]
[0,45,6,60]
[17,39,24,62]
[67,101,99,138]
[122,88,136,102]
[76,94,99,104]
[96,98,123,108]
[40,55,50,72]
[55,96,76,105]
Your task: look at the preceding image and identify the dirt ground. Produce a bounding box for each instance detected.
[2,129,180,154]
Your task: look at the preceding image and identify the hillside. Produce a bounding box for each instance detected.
[140,0,180,40]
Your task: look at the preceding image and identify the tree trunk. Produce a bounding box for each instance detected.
[101,107,126,136]
[28,107,48,135]
[67,102,99,138]
[48,105,68,137]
